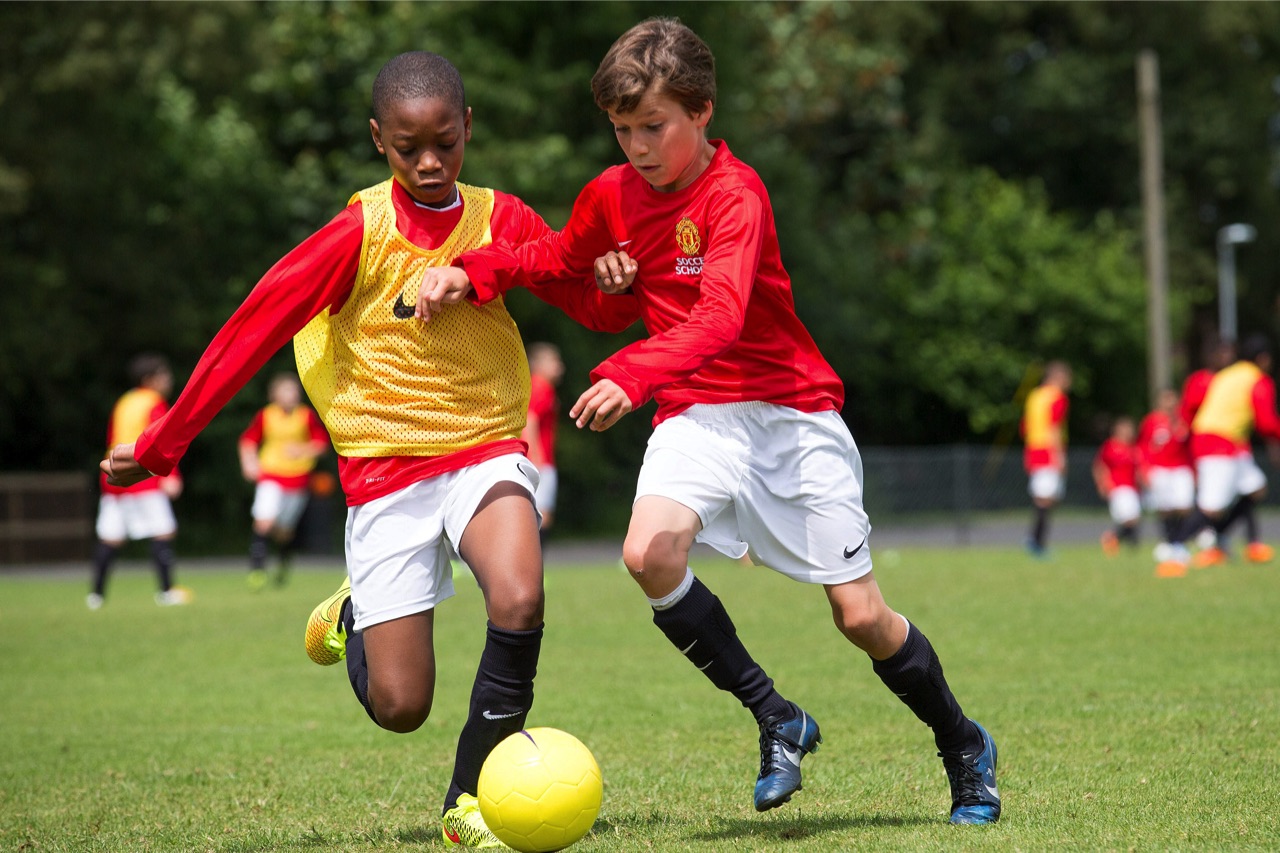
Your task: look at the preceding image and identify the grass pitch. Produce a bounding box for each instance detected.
[2,543,1278,851]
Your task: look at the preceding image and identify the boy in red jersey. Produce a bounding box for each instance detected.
[1137,389,1194,558]
[1021,361,1072,558]
[238,373,330,589]
[417,18,999,825]
[522,342,564,538]
[1157,335,1280,576]
[1093,416,1142,555]
[101,51,637,847]
[89,353,190,610]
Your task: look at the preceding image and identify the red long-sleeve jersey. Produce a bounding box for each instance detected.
[458,140,844,425]
[134,180,637,506]
[1137,409,1190,470]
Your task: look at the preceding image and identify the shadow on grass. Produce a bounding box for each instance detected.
[595,809,933,844]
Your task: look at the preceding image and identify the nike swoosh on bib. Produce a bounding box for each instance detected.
[392,293,415,319]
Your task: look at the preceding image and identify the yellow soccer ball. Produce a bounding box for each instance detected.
[478,727,603,852]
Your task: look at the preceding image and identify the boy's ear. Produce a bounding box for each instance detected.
[463,106,473,142]
[694,100,714,128]
[370,118,386,154]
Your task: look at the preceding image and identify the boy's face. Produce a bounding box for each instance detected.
[607,89,713,193]
[371,97,471,208]
[271,379,301,410]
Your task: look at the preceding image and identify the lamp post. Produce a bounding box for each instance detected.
[1217,223,1257,344]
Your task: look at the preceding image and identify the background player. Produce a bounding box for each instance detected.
[1022,360,1072,558]
[100,51,637,848]
[417,17,1000,826]
[89,353,190,609]
[1093,416,1141,555]
[1138,388,1194,560]
[238,372,329,589]
[522,342,564,540]
[1158,334,1280,576]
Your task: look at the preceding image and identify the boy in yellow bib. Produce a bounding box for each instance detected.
[102,51,638,847]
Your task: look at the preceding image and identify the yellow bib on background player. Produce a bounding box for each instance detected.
[258,404,319,479]
[294,180,529,457]
[1193,360,1262,443]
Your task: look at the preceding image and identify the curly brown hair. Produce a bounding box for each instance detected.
[591,18,715,117]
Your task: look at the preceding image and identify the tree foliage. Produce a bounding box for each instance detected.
[1,1,1277,541]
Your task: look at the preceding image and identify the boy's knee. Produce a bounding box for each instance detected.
[489,586,545,631]
[621,531,686,583]
[831,600,895,649]
[372,691,432,733]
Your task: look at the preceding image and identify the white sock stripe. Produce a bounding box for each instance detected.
[647,567,695,611]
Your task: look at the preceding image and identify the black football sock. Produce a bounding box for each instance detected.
[651,577,791,726]
[1031,506,1050,549]
[1161,515,1180,543]
[1216,495,1259,542]
[341,598,378,724]
[443,621,542,814]
[249,532,270,571]
[1118,524,1138,546]
[149,538,176,592]
[872,620,976,756]
[1172,509,1211,545]
[91,542,118,597]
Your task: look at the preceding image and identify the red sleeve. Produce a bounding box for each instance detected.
[592,189,763,408]
[460,181,616,302]
[1252,376,1280,441]
[1050,394,1068,425]
[306,408,329,443]
[135,206,363,476]
[480,191,639,333]
[240,410,265,446]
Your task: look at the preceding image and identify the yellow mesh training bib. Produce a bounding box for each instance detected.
[259,405,319,479]
[110,388,163,447]
[1023,386,1065,449]
[293,180,529,457]
[1193,361,1262,443]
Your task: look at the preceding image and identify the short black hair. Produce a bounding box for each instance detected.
[1240,333,1271,364]
[128,353,170,386]
[372,51,465,123]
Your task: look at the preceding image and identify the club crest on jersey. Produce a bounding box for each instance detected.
[675,217,703,276]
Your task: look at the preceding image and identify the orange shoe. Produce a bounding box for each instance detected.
[1245,542,1274,563]
[1192,547,1228,569]
[1100,531,1120,557]
[1155,560,1189,578]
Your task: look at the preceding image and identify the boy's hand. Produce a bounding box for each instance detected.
[417,266,473,323]
[570,379,632,432]
[100,443,154,488]
[594,251,637,294]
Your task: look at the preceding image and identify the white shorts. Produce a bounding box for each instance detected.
[344,453,539,632]
[1108,485,1142,525]
[1028,467,1065,502]
[1145,466,1194,512]
[251,481,309,530]
[96,491,177,542]
[534,465,558,514]
[636,402,872,585]
[1196,452,1266,513]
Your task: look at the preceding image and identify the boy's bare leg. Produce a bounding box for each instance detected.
[442,481,545,812]
[358,612,437,733]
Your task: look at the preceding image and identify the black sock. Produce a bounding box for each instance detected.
[1172,509,1211,545]
[341,599,377,724]
[1161,515,1180,542]
[1031,506,1050,548]
[444,621,543,813]
[149,538,176,592]
[1118,524,1138,545]
[1216,495,1259,542]
[651,577,790,726]
[91,542,118,597]
[872,621,976,755]
[249,532,269,571]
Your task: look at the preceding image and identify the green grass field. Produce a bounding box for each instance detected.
[3,544,1278,851]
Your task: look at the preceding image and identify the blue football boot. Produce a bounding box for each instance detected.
[753,703,822,811]
[941,720,1001,825]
